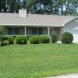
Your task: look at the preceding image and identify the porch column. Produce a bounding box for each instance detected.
[48,27,50,37]
[25,26,26,36]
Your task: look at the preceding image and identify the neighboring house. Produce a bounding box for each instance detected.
[0,9,78,42]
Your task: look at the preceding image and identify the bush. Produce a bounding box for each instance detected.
[29,36,39,44]
[2,36,14,44]
[39,36,49,43]
[15,36,27,44]
[26,36,31,40]
[51,33,57,43]
[1,40,9,46]
[61,32,73,44]
[0,41,1,46]
[0,34,3,41]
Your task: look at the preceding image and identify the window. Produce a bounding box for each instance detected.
[8,28,19,35]
[32,28,37,35]
[14,28,19,35]
[8,28,13,35]
[32,28,42,35]
[38,28,42,35]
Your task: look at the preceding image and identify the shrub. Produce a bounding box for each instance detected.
[51,33,57,43]
[26,36,31,40]
[0,35,3,41]
[2,36,14,44]
[29,36,39,44]
[61,32,73,44]
[1,40,9,46]
[39,36,49,43]
[15,36,27,44]
[0,41,1,46]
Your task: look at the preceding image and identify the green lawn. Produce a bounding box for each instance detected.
[0,44,78,78]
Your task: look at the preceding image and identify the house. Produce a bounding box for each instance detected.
[0,9,78,42]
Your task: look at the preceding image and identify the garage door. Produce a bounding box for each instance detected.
[65,30,78,42]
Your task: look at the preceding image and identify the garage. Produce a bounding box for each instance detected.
[62,18,78,43]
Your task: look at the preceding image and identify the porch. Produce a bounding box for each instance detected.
[4,26,61,40]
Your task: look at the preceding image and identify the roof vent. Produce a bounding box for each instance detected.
[19,9,27,17]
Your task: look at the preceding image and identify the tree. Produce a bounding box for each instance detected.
[22,0,27,8]
[15,0,22,13]
[7,0,22,13]
[58,0,78,15]
[0,0,7,12]
[26,0,53,14]
[26,0,78,15]
[0,0,78,15]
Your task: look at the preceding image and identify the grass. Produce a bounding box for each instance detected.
[0,43,78,78]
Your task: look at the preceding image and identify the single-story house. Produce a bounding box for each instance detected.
[0,9,78,42]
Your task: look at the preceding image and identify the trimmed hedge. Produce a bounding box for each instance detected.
[61,32,73,44]
[2,36,14,44]
[29,36,49,44]
[15,36,27,44]
[29,36,39,44]
[39,36,49,43]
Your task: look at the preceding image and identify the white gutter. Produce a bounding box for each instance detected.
[0,24,64,27]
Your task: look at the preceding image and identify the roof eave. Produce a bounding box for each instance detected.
[63,17,78,25]
[0,24,63,27]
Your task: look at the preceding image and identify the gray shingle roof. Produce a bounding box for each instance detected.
[0,13,74,27]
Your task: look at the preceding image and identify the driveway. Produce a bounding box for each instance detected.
[43,73,78,78]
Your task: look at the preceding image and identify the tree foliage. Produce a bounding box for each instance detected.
[7,0,22,13]
[0,0,78,15]
[0,0,7,12]
[0,26,4,35]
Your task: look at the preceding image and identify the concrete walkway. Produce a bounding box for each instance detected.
[43,73,78,78]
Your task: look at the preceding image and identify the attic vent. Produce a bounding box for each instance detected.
[19,9,27,17]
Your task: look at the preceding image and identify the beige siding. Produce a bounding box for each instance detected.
[54,27,61,40]
[3,27,8,35]
[42,27,47,35]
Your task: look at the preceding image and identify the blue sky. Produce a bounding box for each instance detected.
[20,0,23,2]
